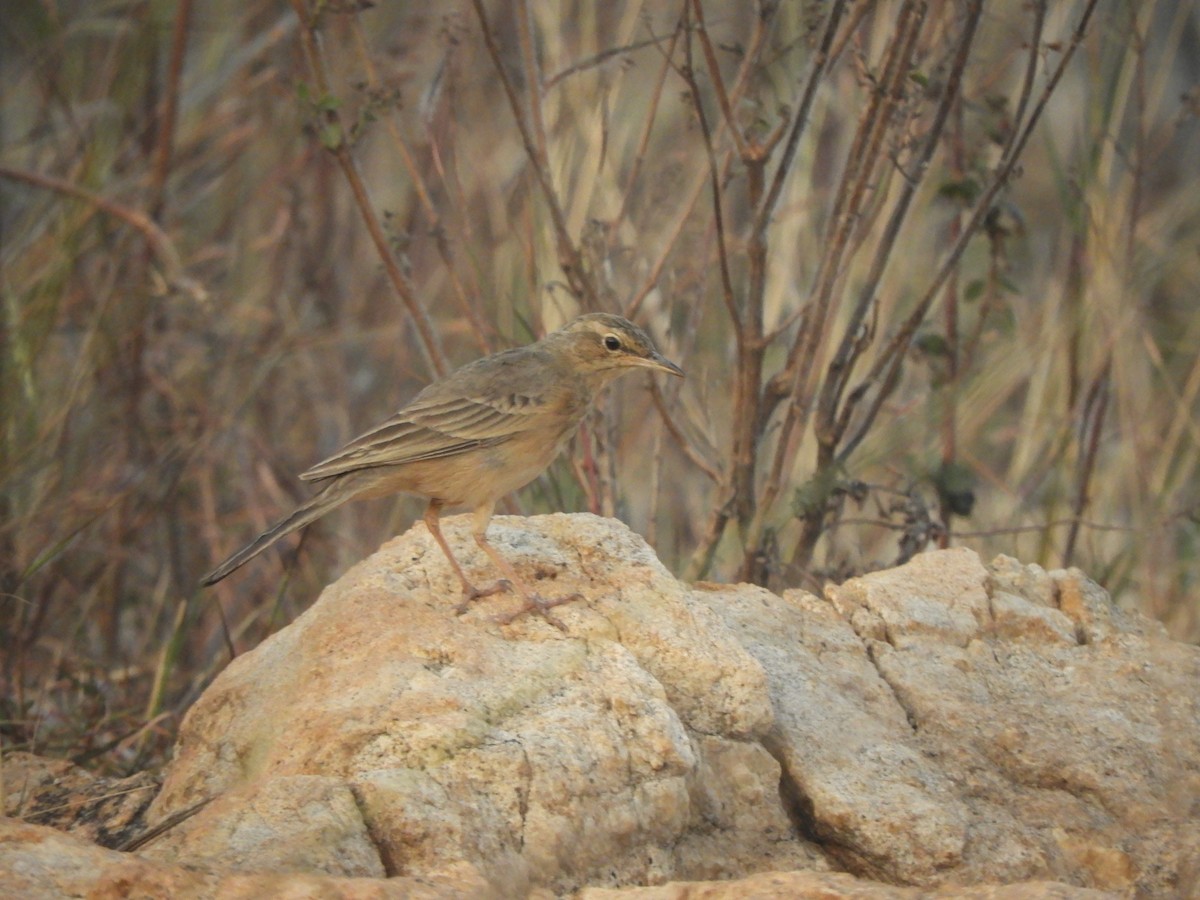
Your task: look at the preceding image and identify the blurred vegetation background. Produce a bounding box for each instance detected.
[3,0,1199,773]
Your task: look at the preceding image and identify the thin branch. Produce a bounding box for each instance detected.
[679,34,786,578]
[753,0,848,236]
[754,0,928,537]
[627,0,770,319]
[611,16,683,243]
[624,5,707,319]
[346,12,492,355]
[999,0,1047,172]
[689,0,750,159]
[858,0,1101,427]
[516,0,552,179]
[288,0,447,377]
[685,494,737,584]
[955,518,1136,539]
[148,0,193,221]
[821,9,960,437]
[0,165,205,302]
[1064,360,1110,564]
[681,4,740,329]
[470,0,598,307]
[828,1,984,454]
[648,381,721,483]
[545,33,675,90]
[837,515,1138,538]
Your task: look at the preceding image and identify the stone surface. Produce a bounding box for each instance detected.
[580,870,1119,898]
[0,815,1113,900]
[0,817,494,899]
[700,581,971,884]
[1,750,159,848]
[4,515,1199,898]
[145,774,386,878]
[809,549,1200,894]
[145,513,794,897]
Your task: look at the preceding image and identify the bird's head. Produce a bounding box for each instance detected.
[553,313,684,385]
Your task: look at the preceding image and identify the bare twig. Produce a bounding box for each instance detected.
[1064,360,1111,564]
[675,2,781,582]
[648,381,721,483]
[998,0,1048,172]
[753,0,848,237]
[611,16,683,243]
[546,32,677,90]
[681,3,739,329]
[515,0,552,187]
[470,0,598,307]
[857,0,1102,441]
[688,0,750,159]
[119,796,215,852]
[0,165,205,302]
[748,0,928,571]
[831,1,984,461]
[288,0,448,377]
[345,12,492,355]
[147,0,193,221]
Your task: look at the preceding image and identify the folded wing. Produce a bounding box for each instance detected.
[299,391,551,482]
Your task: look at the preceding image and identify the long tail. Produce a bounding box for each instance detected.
[200,478,357,586]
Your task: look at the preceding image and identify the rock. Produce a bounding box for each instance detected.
[696,582,971,883]
[1,750,159,848]
[987,590,1077,645]
[826,547,992,649]
[142,774,387,878]
[145,514,790,897]
[810,549,1200,895]
[6,515,1199,898]
[0,817,493,898]
[0,818,217,899]
[579,870,1119,898]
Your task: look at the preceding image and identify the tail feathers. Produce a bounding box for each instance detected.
[200,480,355,586]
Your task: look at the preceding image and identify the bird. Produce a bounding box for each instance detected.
[200,313,684,623]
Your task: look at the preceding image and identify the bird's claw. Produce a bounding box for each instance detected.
[454,579,513,614]
[492,591,584,631]
[453,574,583,631]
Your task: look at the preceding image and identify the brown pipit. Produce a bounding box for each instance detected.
[201,313,683,622]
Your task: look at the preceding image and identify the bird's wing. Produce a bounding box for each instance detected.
[298,390,555,482]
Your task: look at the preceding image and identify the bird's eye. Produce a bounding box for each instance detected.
[603,334,622,351]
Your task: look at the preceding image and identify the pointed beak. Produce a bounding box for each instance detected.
[640,352,685,378]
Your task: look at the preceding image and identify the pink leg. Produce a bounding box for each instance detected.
[423,500,509,608]
[470,510,582,630]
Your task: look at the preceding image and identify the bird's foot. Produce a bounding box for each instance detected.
[492,591,584,632]
[453,579,513,614]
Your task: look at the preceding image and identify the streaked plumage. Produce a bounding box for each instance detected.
[201,313,682,621]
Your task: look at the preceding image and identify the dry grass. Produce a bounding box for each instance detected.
[2,0,1198,773]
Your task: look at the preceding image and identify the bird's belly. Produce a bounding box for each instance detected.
[374,434,567,508]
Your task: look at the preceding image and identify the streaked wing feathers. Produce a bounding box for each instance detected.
[299,392,550,481]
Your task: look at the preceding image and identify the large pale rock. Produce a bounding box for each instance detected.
[696,581,970,883]
[0,817,492,899]
[10,515,1197,898]
[0,816,1109,900]
[145,514,795,896]
[806,549,1200,894]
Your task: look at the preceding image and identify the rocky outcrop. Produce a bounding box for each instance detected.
[141,514,804,895]
[3,514,1197,898]
[0,817,493,899]
[2,750,159,848]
